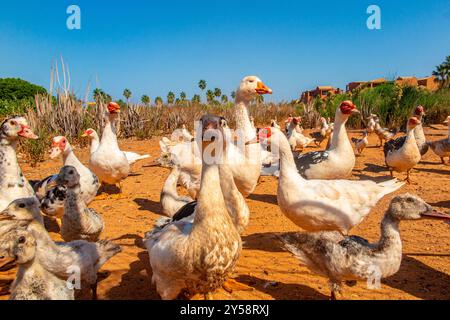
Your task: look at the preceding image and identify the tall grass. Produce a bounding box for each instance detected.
[1,82,449,166]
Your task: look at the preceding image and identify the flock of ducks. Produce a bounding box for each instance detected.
[0,76,449,300]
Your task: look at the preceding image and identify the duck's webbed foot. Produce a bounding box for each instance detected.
[222,278,254,293]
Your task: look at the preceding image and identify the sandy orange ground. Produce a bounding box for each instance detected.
[1,125,449,300]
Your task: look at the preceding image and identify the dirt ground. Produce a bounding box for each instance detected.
[1,125,449,300]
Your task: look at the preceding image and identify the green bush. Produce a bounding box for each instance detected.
[0,78,47,100]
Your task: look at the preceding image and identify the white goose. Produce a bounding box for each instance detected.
[271,127,405,234]
[225,75,272,196]
[34,136,100,206]
[0,116,40,217]
[83,128,150,166]
[87,102,134,190]
[294,101,358,180]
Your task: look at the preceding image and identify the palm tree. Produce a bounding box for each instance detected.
[93,88,105,102]
[141,94,150,106]
[192,94,201,104]
[206,89,214,104]
[155,96,163,106]
[198,80,207,91]
[167,91,175,105]
[432,56,450,88]
[123,88,132,103]
[230,91,236,100]
[93,88,111,103]
[221,95,228,103]
[180,91,187,101]
[214,88,222,98]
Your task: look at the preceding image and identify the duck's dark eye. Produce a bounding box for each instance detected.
[18,236,26,244]
[18,203,25,208]
[407,198,414,203]
[10,120,17,126]
[69,170,74,175]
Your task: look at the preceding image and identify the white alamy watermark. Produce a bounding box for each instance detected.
[367,5,382,30]
[66,5,81,30]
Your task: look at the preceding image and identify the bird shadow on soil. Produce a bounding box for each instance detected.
[242,232,285,253]
[105,251,160,300]
[415,167,450,175]
[362,163,388,173]
[111,233,146,249]
[427,199,450,209]
[353,173,393,183]
[235,274,328,300]
[247,194,278,205]
[98,184,121,195]
[383,255,450,299]
[134,198,161,215]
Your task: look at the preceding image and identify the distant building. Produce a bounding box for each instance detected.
[346,78,386,92]
[346,76,438,92]
[395,76,418,87]
[300,86,342,104]
[417,76,439,91]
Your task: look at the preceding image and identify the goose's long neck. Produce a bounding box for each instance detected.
[0,139,23,188]
[219,163,249,234]
[234,99,256,142]
[64,185,85,218]
[162,166,180,198]
[406,126,417,144]
[193,161,227,227]
[276,132,304,181]
[377,213,402,254]
[90,134,100,154]
[62,144,82,168]
[101,114,120,147]
[329,113,350,152]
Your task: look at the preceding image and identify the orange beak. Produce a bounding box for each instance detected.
[256,81,272,95]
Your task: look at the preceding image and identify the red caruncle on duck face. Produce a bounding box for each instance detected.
[339,101,358,115]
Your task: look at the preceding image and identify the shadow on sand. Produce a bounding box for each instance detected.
[247,193,278,205]
[235,274,328,300]
[134,198,161,215]
[383,255,450,299]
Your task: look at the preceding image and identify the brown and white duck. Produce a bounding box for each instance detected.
[144,115,248,300]
[384,106,429,157]
[294,101,359,180]
[384,117,422,183]
[280,194,450,300]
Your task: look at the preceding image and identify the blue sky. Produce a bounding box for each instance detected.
[0,0,449,102]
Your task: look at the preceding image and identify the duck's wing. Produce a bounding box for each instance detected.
[338,236,376,255]
[294,151,330,178]
[383,136,406,157]
[40,185,67,216]
[172,201,197,222]
[31,174,57,199]
[279,232,346,277]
